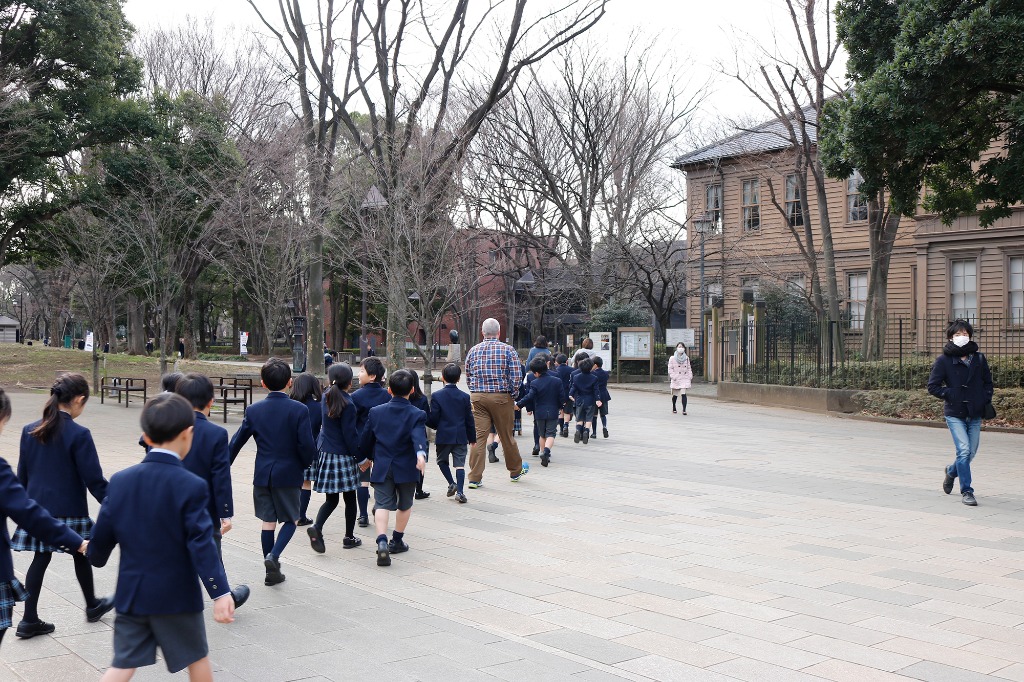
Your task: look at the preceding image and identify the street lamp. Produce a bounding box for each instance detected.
[361,186,388,359]
[692,212,714,371]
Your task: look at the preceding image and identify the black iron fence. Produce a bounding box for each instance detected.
[720,314,1024,390]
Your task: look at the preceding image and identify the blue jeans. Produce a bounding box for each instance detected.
[945,416,981,494]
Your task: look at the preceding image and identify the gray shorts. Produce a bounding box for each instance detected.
[111,611,208,673]
[574,403,596,423]
[535,418,558,438]
[253,486,301,523]
[435,444,468,468]
[373,473,417,512]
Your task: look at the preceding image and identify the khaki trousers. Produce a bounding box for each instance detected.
[467,392,523,482]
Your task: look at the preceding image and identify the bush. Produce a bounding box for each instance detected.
[854,388,1024,427]
[197,353,248,362]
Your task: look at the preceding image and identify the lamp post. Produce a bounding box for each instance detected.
[692,212,714,371]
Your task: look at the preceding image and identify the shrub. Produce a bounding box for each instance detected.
[853,388,1024,428]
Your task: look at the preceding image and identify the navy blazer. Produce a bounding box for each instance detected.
[569,371,600,407]
[89,450,229,615]
[516,373,566,420]
[0,457,83,582]
[927,351,994,418]
[554,364,573,396]
[183,412,233,523]
[351,382,391,437]
[592,367,611,403]
[229,392,317,488]
[427,384,476,445]
[19,413,108,517]
[317,391,359,457]
[359,397,429,485]
[301,396,323,441]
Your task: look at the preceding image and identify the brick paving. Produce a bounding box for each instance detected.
[1,386,1023,681]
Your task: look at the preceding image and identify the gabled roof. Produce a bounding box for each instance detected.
[672,103,818,169]
[0,315,19,326]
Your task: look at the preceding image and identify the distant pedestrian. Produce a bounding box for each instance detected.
[351,357,390,527]
[526,336,550,365]
[668,343,692,414]
[427,364,476,502]
[568,357,601,444]
[590,355,611,438]
[928,319,993,507]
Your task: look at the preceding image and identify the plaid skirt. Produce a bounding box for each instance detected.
[303,462,317,482]
[313,451,360,494]
[0,579,28,629]
[12,516,92,554]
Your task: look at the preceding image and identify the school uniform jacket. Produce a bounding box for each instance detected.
[554,364,573,398]
[516,373,567,420]
[0,457,83,582]
[228,392,317,488]
[301,396,323,441]
[184,411,233,523]
[19,413,108,517]
[358,397,429,485]
[592,367,612,404]
[569,371,600,407]
[426,384,476,445]
[88,450,229,615]
[317,392,360,457]
[351,382,391,438]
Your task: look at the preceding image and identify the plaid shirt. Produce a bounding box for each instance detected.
[465,338,521,395]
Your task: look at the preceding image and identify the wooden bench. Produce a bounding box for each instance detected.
[100,377,148,408]
[209,377,253,423]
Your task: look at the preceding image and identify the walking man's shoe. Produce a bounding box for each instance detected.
[943,470,955,495]
[962,491,978,506]
[467,481,482,489]
[510,463,530,482]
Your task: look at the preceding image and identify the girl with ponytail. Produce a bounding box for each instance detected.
[305,363,362,554]
[12,373,113,639]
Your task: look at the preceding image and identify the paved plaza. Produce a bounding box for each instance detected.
[1,386,1024,681]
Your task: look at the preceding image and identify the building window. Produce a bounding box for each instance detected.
[705,184,722,234]
[951,258,977,321]
[847,272,867,330]
[742,179,760,231]
[1010,256,1023,325]
[741,278,761,301]
[787,275,806,296]
[785,174,803,227]
[847,171,868,222]
[706,281,723,304]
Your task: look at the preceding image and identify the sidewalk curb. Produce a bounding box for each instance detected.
[831,411,1024,434]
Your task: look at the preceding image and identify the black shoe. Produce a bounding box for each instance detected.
[574,430,582,443]
[307,525,326,554]
[415,491,431,500]
[231,585,251,609]
[582,429,590,444]
[603,428,609,438]
[488,453,499,463]
[389,538,410,554]
[85,595,115,623]
[376,538,391,566]
[531,447,540,457]
[456,492,468,503]
[357,515,369,528]
[264,553,285,586]
[447,483,457,497]
[541,453,550,467]
[561,427,569,438]
[943,471,955,495]
[296,516,314,526]
[962,491,978,506]
[16,620,55,639]
[343,536,362,549]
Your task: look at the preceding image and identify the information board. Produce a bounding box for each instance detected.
[589,331,612,368]
[618,328,652,360]
[666,328,696,348]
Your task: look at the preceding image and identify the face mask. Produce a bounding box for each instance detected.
[952,335,970,347]
[675,347,686,356]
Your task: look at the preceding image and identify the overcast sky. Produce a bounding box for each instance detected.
[122,0,847,149]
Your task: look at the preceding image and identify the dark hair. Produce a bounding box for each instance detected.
[533,336,548,349]
[0,387,10,424]
[528,356,548,374]
[362,357,385,383]
[409,371,424,402]
[582,337,594,350]
[572,350,590,367]
[176,373,214,410]
[946,319,974,339]
[289,372,321,404]
[593,355,604,368]
[556,353,568,365]
[442,363,461,383]
[578,357,594,373]
[30,373,90,444]
[388,369,415,397]
[325,363,353,419]
[160,372,184,393]
[141,393,196,445]
[261,357,292,391]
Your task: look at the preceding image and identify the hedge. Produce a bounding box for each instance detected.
[853,388,1024,428]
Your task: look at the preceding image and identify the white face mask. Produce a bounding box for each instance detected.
[675,347,686,356]
[952,335,970,347]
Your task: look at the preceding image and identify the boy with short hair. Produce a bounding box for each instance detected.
[89,393,235,682]
[229,358,317,586]
[358,369,428,567]
[515,356,566,467]
[554,354,573,437]
[427,364,476,503]
[351,357,390,527]
[591,356,611,439]
[568,358,602,444]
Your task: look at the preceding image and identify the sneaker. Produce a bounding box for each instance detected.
[231,584,251,609]
[357,515,369,528]
[942,470,955,495]
[574,429,582,443]
[447,483,457,497]
[296,516,314,526]
[389,538,410,554]
[343,536,362,549]
[376,538,391,566]
[264,553,286,586]
[603,428,609,439]
[456,492,468,503]
[510,463,530,482]
[415,490,431,500]
[582,429,590,444]
[85,595,115,623]
[540,453,550,467]
[531,447,540,457]
[962,491,978,506]
[16,620,55,639]
[307,525,326,554]
[467,481,483,489]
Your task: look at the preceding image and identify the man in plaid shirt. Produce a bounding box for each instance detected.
[465,318,529,487]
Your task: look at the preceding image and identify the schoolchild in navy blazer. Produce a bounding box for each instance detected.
[554,354,574,435]
[317,391,359,457]
[568,358,602,444]
[350,357,390,525]
[591,356,612,438]
[427,383,476,445]
[515,357,566,466]
[289,372,323,526]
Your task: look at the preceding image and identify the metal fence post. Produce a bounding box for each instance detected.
[898,318,903,389]
[790,323,796,386]
[828,321,835,387]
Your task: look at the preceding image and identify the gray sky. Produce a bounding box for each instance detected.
[122,0,846,146]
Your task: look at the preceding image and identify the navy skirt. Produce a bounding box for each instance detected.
[12,517,92,554]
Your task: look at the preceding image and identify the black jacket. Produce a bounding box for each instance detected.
[927,347,994,419]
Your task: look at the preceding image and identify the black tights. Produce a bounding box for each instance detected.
[314,491,357,538]
[23,551,97,622]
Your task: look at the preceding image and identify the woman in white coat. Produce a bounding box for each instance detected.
[667,343,693,414]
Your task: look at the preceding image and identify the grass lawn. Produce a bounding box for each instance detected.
[0,344,263,392]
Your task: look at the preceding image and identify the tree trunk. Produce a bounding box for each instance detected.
[127,295,145,355]
[340,277,350,351]
[306,234,325,375]
[862,198,901,360]
[183,291,199,360]
[231,287,240,354]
